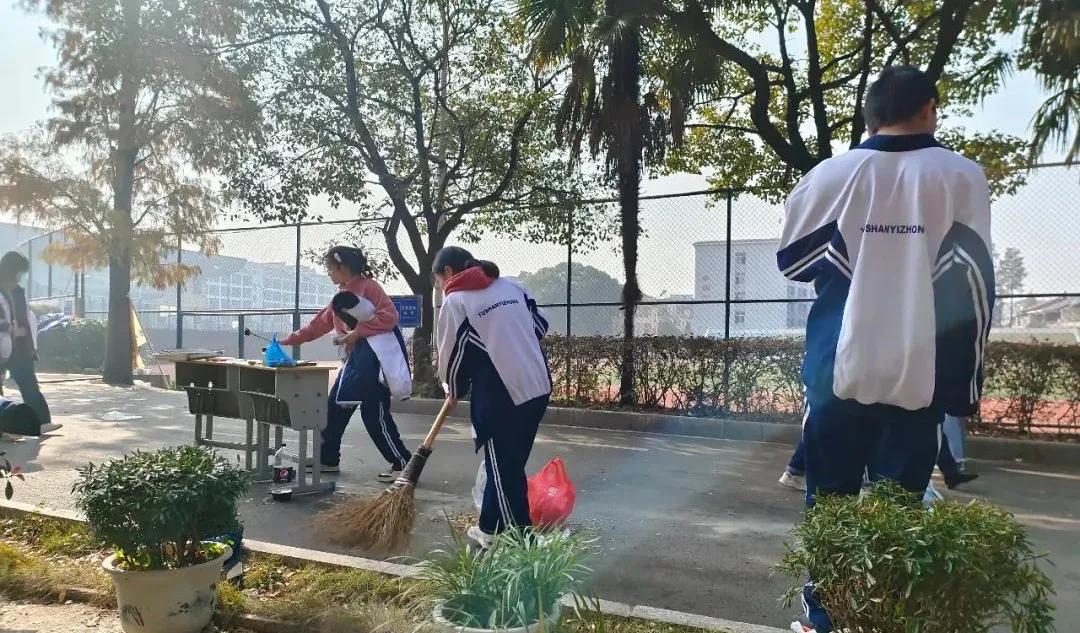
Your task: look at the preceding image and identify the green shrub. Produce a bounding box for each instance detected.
[417,528,592,629]
[544,335,806,421]
[777,483,1055,633]
[35,319,106,373]
[72,446,251,570]
[539,335,1080,437]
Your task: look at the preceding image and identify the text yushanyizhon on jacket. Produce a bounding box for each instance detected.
[777,133,995,416]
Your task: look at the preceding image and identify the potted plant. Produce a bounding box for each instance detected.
[73,446,251,633]
[418,529,592,632]
[777,482,1055,633]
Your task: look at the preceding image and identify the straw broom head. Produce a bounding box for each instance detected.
[315,400,453,552]
[315,446,431,552]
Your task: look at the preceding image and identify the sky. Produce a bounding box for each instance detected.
[1,3,1076,300]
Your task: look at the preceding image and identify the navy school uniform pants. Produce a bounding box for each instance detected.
[800,394,941,633]
[475,394,549,535]
[323,341,411,469]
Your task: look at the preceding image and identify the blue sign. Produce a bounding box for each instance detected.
[392,295,422,328]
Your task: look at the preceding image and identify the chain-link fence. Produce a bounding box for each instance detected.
[16,164,1080,361]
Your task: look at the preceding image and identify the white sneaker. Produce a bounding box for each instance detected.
[1,433,24,442]
[791,622,816,633]
[39,423,63,434]
[778,471,806,492]
[466,526,494,550]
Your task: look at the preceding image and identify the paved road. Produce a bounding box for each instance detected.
[5,378,1079,631]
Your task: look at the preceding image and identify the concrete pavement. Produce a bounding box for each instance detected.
[3,377,1078,631]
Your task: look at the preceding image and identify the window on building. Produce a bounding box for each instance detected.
[733,308,746,325]
[735,252,746,266]
[734,290,745,300]
[734,272,745,286]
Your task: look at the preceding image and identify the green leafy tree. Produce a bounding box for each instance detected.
[660,0,1032,200]
[994,245,1028,327]
[517,262,623,335]
[14,0,257,384]
[518,0,672,403]
[223,0,596,384]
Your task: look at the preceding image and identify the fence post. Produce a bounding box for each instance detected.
[565,205,574,399]
[722,190,733,412]
[47,232,53,298]
[26,237,33,299]
[76,271,85,317]
[292,223,302,360]
[176,233,183,349]
[238,314,246,359]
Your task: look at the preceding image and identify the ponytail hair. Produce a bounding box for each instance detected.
[432,246,500,279]
[324,245,372,277]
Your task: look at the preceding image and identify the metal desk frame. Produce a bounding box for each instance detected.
[177,360,336,497]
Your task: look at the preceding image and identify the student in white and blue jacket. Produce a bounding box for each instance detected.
[434,247,550,549]
[780,66,994,633]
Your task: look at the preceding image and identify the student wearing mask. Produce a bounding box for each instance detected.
[433,246,551,549]
[0,251,61,437]
[280,245,412,482]
[778,66,994,633]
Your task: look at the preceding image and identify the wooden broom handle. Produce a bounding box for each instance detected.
[421,399,455,450]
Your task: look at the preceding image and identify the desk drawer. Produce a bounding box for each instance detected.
[184,386,241,419]
[243,392,292,427]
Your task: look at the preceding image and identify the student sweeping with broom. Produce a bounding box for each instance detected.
[434,246,551,549]
[279,245,412,482]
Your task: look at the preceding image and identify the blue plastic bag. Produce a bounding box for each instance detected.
[264,336,296,368]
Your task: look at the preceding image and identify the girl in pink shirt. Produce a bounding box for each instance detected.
[280,246,411,480]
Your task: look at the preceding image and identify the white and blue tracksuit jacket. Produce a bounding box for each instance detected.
[777,134,995,416]
[437,277,551,445]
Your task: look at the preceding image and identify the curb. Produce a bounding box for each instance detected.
[0,500,788,633]
[395,399,802,445]
[395,398,1080,467]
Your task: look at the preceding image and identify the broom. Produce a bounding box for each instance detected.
[316,398,455,552]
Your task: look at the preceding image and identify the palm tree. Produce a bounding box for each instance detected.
[519,0,653,404]
[1018,0,1080,163]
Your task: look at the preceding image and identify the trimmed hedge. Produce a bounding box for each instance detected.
[35,320,106,374]
[543,336,1080,439]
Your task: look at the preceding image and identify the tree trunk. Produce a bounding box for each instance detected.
[103,0,141,386]
[618,164,642,406]
[103,208,135,385]
[611,13,643,406]
[411,281,439,396]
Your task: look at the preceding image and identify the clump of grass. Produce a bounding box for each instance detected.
[0,540,113,607]
[417,528,593,630]
[249,563,417,622]
[1,516,99,557]
[0,516,710,633]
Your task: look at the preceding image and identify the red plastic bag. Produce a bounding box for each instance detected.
[528,458,576,527]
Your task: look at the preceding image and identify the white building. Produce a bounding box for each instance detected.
[693,238,813,337]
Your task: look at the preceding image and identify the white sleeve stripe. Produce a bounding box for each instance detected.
[955,247,992,337]
[783,243,829,277]
[826,244,852,272]
[932,260,955,283]
[786,250,827,280]
[934,246,953,271]
[955,247,991,403]
[824,250,852,279]
[447,325,470,399]
[965,267,983,403]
